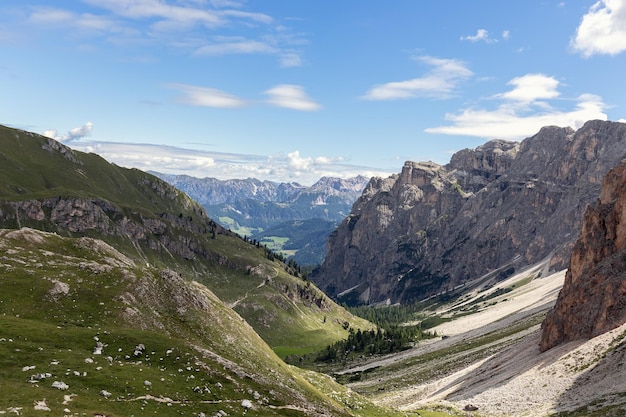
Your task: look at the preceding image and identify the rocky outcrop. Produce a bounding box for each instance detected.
[314,120,626,305]
[0,196,228,263]
[540,159,626,351]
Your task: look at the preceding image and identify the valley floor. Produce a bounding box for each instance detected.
[340,266,626,416]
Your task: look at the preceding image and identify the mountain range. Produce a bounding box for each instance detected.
[4,120,626,416]
[152,173,369,266]
[313,120,626,306]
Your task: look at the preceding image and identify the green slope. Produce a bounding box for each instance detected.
[0,124,373,358]
[0,228,409,417]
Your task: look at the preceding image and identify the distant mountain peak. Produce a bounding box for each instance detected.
[153,172,370,266]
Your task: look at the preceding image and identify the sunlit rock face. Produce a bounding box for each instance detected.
[314,120,626,305]
[541,158,626,351]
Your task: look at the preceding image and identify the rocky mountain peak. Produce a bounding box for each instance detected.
[314,120,626,305]
[310,175,370,193]
[448,138,518,172]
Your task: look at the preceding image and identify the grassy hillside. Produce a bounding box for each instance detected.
[0,228,412,417]
[0,124,373,359]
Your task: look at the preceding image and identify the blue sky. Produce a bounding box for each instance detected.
[2,0,626,185]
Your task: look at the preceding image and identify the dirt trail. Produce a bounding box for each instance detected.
[229,267,278,308]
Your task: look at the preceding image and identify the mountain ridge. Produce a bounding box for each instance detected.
[154,172,369,265]
[314,120,626,305]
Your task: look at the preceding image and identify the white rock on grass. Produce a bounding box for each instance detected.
[241,399,252,409]
[51,381,69,390]
[133,344,145,356]
[99,390,112,398]
[33,400,50,411]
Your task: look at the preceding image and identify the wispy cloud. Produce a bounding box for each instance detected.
[65,140,389,185]
[82,0,230,27]
[426,73,607,140]
[264,84,321,111]
[28,6,119,34]
[461,28,511,44]
[361,56,473,101]
[460,29,496,43]
[169,83,248,108]
[43,122,94,142]
[167,83,320,111]
[571,0,626,57]
[194,37,278,55]
[21,0,303,66]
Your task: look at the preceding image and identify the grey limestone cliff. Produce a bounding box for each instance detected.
[314,120,626,305]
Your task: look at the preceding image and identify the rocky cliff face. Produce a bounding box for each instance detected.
[314,120,626,305]
[540,159,626,351]
[0,196,227,263]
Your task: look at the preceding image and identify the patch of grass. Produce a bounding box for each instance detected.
[419,315,452,330]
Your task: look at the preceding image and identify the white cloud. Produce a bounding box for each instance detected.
[496,73,561,104]
[287,150,312,170]
[43,122,94,142]
[264,84,321,111]
[502,30,510,40]
[571,0,626,57]
[170,83,248,108]
[67,141,390,185]
[361,56,473,101]
[426,74,607,140]
[460,29,496,43]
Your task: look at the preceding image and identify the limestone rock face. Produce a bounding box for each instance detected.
[313,120,626,305]
[540,159,626,351]
[0,196,225,262]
